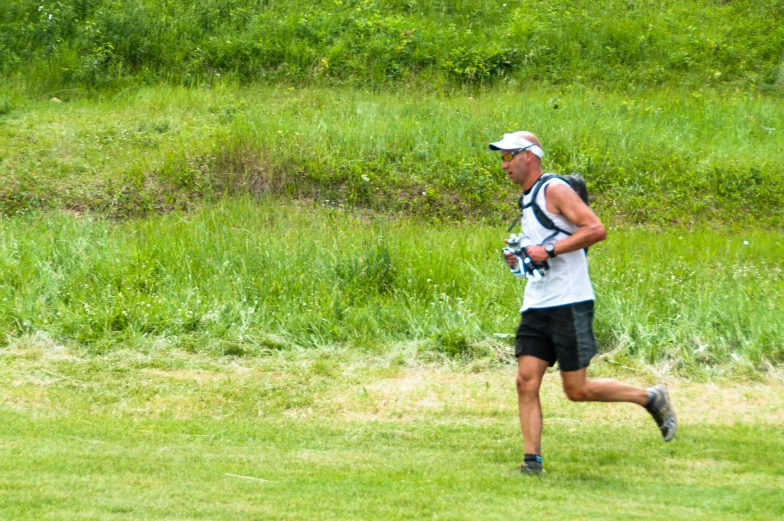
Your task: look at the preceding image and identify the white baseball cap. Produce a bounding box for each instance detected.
[488,132,544,158]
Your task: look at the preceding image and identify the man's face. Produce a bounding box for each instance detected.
[501,149,529,185]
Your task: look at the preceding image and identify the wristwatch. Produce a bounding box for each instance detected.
[545,242,557,258]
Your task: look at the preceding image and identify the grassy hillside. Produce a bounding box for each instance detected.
[2,0,783,94]
[2,1,783,224]
[2,86,783,226]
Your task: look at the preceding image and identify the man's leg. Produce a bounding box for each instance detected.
[560,369,647,405]
[552,301,677,441]
[561,369,678,441]
[516,355,550,455]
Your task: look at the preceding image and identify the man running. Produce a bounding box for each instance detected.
[490,131,677,474]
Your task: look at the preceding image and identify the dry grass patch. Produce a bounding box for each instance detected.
[2,341,783,428]
[329,364,784,427]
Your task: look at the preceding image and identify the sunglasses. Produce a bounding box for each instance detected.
[500,146,533,162]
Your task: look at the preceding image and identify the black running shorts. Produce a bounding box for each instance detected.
[515,300,597,372]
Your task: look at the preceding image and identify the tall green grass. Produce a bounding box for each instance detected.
[2,0,784,94]
[1,199,781,373]
[2,86,783,225]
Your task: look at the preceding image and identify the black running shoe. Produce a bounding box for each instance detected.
[516,461,545,475]
[646,384,677,442]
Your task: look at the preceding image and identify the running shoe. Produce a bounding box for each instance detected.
[646,384,677,442]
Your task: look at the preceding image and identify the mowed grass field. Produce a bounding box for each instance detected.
[1,340,783,520]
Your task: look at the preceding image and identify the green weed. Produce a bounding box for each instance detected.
[0,200,781,373]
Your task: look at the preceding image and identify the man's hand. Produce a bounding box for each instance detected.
[504,251,518,268]
[525,245,548,263]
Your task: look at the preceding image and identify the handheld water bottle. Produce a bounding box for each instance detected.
[503,234,548,280]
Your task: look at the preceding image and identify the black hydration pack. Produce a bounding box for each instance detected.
[508,173,590,246]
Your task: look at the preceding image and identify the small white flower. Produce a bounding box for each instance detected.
[743,241,749,245]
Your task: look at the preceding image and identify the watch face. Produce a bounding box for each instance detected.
[545,243,554,252]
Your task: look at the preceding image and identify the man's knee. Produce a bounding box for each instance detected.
[516,372,540,396]
[563,383,590,402]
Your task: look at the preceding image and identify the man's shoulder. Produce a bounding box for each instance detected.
[540,176,572,198]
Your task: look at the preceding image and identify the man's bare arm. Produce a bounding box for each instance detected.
[545,181,606,254]
[525,182,606,262]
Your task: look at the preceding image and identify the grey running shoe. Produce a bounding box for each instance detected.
[646,384,677,442]
[516,461,545,475]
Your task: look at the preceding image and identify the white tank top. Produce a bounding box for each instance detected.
[519,176,594,311]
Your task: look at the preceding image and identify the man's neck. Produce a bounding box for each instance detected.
[521,169,544,192]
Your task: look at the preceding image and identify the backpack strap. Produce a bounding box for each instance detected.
[520,175,574,238]
[507,174,555,233]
